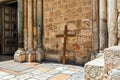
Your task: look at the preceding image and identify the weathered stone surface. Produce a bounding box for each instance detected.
[37,0,43,48]
[85,57,104,80]
[91,51,104,60]
[26,49,36,62]
[99,0,108,50]
[107,0,118,47]
[27,0,33,49]
[76,56,90,65]
[49,74,70,80]
[43,0,93,64]
[45,50,62,62]
[14,48,26,62]
[92,0,99,55]
[104,46,120,74]
[17,0,24,48]
[118,13,120,44]
[107,69,120,80]
[36,48,45,62]
[33,0,37,49]
[117,0,120,12]
[23,0,28,50]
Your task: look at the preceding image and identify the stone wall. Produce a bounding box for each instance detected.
[43,0,93,64]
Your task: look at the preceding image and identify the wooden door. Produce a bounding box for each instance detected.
[0,5,2,53]
[2,4,18,54]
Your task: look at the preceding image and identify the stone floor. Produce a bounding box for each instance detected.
[0,55,84,80]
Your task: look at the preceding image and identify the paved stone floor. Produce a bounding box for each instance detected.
[0,55,84,80]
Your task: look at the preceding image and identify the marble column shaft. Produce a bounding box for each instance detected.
[18,0,23,48]
[37,0,43,48]
[23,0,28,50]
[36,0,44,62]
[33,0,37,50]
[27,0,33,49]
[99,0,108,50]
[107,0,118,47]
[92,0,99,52]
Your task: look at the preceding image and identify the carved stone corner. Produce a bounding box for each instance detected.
[35,48,45,62]
[26,49,36,62]
[14,48,26,63]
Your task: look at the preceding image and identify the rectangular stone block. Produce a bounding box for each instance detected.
[104,46,120,74]
[84,57,104,80]
[107,69,120,80]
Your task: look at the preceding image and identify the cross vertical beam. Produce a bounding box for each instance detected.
[56,25,76,64]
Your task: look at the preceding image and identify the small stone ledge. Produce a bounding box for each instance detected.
[104,46,120,74]
[107,69,120,80]
[84,57,104,80]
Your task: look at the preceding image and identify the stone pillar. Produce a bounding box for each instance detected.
[33,0,37,50]
[118,0,120,45]
[107,0,118,47]
[26,0,36,62]
[14,0,26,62]
[99,0,108,51]
[118,14,120,45]
[36,0,44,62]
[91,0,99,59]
[23,0,28,51]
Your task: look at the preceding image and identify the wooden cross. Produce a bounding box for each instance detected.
[56,25,76,64]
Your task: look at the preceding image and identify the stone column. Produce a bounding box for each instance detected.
[36,0,44,62]
[99,0,108,51]
[14,0,26,62]
[117,1,120,45]
[91,0,99,59]
[23,0,28,51]
[107,0,118,47]
[118,14,120,45]
[26,0,36,62]
[33,0,37,50]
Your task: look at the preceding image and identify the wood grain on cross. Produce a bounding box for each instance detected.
[56,25,76,64]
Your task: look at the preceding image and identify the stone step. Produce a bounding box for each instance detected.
[104,46,120,74]
[107,69,120,80]
[84,57,104,80]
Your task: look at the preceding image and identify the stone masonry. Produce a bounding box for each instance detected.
[84,0,120,80]
[43,0,93,64]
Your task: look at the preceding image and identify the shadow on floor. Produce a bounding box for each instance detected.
[0,54,13,62]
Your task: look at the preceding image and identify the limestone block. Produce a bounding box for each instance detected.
[107,69,120,80]
[36,48,45,62]
[104,46,120,74]
[14,48,26,63]
[84,57,104,80]
[45,50,62,62]
[26,49,36,62]
[117,0,120,12]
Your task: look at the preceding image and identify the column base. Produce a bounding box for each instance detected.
[36,48,45,62]
[26,49,36,62]
[14,48,26,63]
